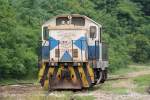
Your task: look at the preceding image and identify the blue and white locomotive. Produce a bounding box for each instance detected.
[38,14,108,90]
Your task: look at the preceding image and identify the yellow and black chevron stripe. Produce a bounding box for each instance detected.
[38,63,95,90]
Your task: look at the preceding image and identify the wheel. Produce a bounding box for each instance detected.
[100,69,108,83]
[100,70,105,83]
[96,70,103,84]
[104,69,108,80]
[94,68,107,84]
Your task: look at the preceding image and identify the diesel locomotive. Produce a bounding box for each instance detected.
[38,14,108,90]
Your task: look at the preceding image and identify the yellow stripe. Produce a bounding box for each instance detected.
[57,67,62,80]
[87,64,94,83]
[47,67,55,78]
[38,63,45,81]
[78,66,89,87]
[43,80,49,90]
[44,67,55,89]
[68,66,77,83]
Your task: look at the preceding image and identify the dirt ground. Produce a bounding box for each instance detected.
[0,66,150,100]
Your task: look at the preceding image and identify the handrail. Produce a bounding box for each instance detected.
[48,39,100,62]
[49,40,51,62]
[58,40,60,62]
[81,40,83,62]
[72,40,74,62]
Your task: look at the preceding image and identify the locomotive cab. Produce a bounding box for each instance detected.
[38,14,108,90]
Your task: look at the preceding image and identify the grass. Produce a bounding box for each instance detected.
[0,96,95,100]
[111,64,150,75]
[0,92,95,100]
[98,80,129,94]
[98,74,150,94]
[133,74,150,93]
[73,95,95,100]
[0,78,38,85]
[96,64,150,94]
[110,88,128,94]
[0,95,67,100]
[99,74,150,94]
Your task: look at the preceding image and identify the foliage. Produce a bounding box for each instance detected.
[0,0,150,79]
[134,74,150,93]
[107,36,130,71]
[127,34,150,62]
[0,0,38,79]
[131,0,150,16]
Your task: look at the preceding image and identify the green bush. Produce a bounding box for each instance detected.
[127,34,150,63]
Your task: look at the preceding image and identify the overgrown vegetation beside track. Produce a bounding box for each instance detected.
[0,0,150,79]
[100,64,150,94]
[134,74,150,93]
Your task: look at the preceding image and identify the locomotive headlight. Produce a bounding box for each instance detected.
[68,15,72,24]
[51,62,54,66]
[64,63,68,66]
[68,15,72,20]
[78,63,81,66]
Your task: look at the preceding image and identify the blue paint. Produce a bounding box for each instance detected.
[88,46,99,60]
[49,37,59,50]
[74,37,86,50]
[42,46,49,59]
[60,51,72,62]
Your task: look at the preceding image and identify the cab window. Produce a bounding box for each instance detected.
[90,26,97,38]
[71,17,85,26]
[56,17,68,25]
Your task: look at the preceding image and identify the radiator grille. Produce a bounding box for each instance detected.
[55,49,59,57]
[73,49,78,58]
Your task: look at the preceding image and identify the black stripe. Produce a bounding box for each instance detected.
[48,66,58,90]
[41,63,49,86]
[52,66,59,80]
[82,64,92,86]
[73,66,83,87]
